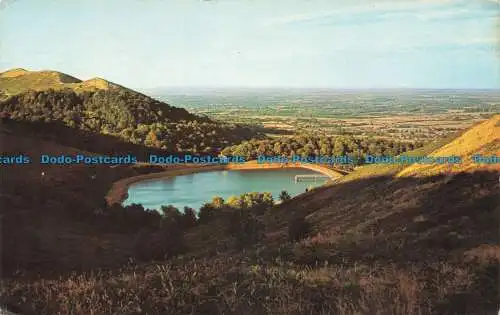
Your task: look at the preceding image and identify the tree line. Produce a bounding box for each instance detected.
[91,191,281,255]
[221,134,423,165]
[0,89,423,162]
[0,88,259,153]
[128,190,306,250]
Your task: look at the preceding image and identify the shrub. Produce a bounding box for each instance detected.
[160,205,183,227]
[181,206,198,229]
[288,216,311,242]
[135,224,186,261]
[198,203,217,224]
[227,192,274,209]
[227,209,264,248]
[107,203,162,233]
[211,196,225,208]
[279,190,291,202]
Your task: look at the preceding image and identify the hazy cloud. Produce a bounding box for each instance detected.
[0,0,17,10]
[1,0,498,88]
[260,0,463,27]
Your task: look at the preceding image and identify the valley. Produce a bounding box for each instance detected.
[2,0,499,313]
[0,68,498,315]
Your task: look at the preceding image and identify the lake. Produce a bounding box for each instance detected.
[123,168,328,211]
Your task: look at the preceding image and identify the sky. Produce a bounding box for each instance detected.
[0,0,499,89]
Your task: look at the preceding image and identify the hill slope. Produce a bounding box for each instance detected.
[0,69,82,95]
[0,68,260,153]
[0,68,30,78]
[0,120,171,275]
[334,114,499,183]
[397,114,499,176]
[0,115,498,314]
[0,68,129,95]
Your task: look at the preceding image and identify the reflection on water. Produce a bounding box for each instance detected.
[123,169,327,211]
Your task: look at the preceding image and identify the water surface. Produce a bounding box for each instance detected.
[123,168,328,211]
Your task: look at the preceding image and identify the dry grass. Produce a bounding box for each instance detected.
[0,68,127,95]
[1,116,499,314]
[0,68,29,78]
[2,256,496,315]
[6,169,497,314]
[398,114,500,177]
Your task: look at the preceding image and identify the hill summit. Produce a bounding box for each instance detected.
[0,67,259,154]
[0,68,126,96]
[0,68,29,78]
[80,77,119,89]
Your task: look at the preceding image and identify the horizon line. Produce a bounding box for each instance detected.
[138,86,500,91]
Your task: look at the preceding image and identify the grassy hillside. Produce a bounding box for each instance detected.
[0,115,498,314]
[336,115,499,183]
[335,131,462,182]
[0,120,168,274]
[0,68,126,96]
[0,68,260,153]
[397,114,499,177]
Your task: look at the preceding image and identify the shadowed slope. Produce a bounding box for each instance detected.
[0,98,498,314]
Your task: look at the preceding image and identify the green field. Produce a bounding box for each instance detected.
[149,88,500,141]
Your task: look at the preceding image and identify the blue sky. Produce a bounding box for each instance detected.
[0,0,499,89]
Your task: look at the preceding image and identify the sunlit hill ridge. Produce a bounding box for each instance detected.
[397,114,499,177]
[0,67,260,155]
[0,68,127,96]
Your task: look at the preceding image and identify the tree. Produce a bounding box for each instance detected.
[279,190,291,202]
[257,143,267,155]
[265,192,276,205]
[333,140,346,156]
[211,196,225,209]
[273,142,283,155]
[198,203,216,224]
[181,206,198,229]
[226,195,244,208]
[302,144,313,157]
[145,130,159,147]
[160,205,182,226]
[227,209,264,248]
[319,142,332,156]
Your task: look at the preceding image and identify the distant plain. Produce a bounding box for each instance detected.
[149,88,500,141]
